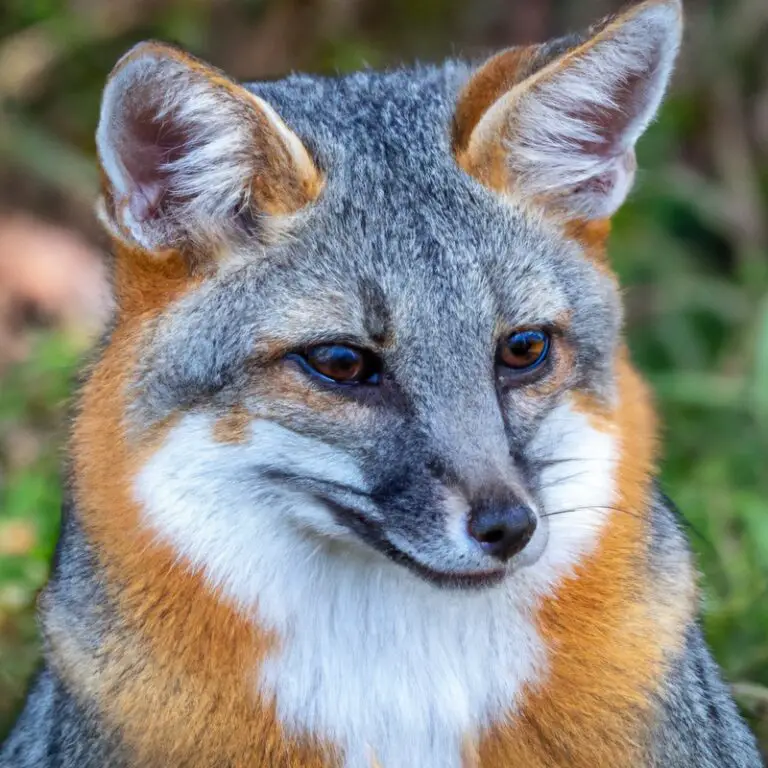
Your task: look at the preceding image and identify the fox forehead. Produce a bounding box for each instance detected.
[249,64,470,170]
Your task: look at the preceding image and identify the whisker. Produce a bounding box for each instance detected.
[528,456,616,468]
[541,505,647,522]
[536,468,595,488]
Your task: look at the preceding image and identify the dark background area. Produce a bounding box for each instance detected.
[0,0,766,754]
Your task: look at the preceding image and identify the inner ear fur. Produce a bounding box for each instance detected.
[454,0,683,222]
[96,41,322,255]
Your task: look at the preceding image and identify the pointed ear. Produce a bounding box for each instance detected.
[454,0,683,220]
[96,42,322,253]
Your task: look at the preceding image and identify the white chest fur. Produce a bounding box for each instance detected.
[135,401,617,768]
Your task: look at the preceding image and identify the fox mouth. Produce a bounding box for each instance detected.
[313,493,508,590]
[378,547,508,589]
[263,469,509,589]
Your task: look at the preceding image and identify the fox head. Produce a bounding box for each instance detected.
[80,1,681,603]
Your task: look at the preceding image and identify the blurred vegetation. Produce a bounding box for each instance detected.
[0,0,767,756]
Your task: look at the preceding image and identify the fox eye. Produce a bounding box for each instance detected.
[497,330,550,373]
[297,345,382,385]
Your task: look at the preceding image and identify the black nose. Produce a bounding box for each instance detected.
[467,504,537,562]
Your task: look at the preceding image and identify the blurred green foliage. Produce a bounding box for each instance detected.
[0,333,79,729]
[0,0,767,755]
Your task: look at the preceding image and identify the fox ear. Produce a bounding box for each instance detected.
[454,0,682,220]
[96,42,322,253]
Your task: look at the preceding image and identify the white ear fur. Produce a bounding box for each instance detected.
[96,43,319,252]
[468,0,683,219]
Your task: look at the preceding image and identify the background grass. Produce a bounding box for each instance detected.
[0,0,767,755]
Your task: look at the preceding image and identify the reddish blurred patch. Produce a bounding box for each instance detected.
[0,520,37,556]
[0,214,111,369]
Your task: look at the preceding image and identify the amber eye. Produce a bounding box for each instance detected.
[298,344,381,385]
[497,330,550,372]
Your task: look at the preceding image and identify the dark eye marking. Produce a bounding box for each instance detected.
[289,344,382,385]
[496,329,550,377]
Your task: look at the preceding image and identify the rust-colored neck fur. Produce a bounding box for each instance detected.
[475,358,691,767]
[55,246,337,767]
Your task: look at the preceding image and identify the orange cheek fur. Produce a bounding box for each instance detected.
[212,402,254,445]
[61,248,339,767]
[474,353,692,768]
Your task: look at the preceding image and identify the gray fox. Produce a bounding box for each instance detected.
[1,0,763,766]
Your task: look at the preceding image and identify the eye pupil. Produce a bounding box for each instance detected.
[498,330,549,372]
